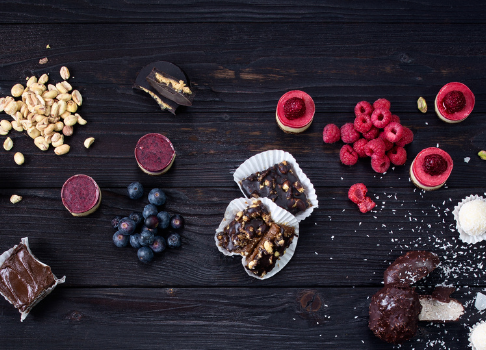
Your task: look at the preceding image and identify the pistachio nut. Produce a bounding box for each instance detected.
[479,150,486,160]
[417,97,427,113]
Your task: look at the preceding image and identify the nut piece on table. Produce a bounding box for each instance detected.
[39,57,48,65]
[11,120,23,132]
[84,137,95,149]
[38,73,49,85]
[10,195,22,204]
[3,137,13,151]
[417,97,427,113]
[60,66,70,80]
[54,144,70,155]
[76,114,87,125]
[34,136,49,151]
[72,90,82,106]
[478,150,486,161]
[62,125,73,136]
[14,152,24,165]
[1,120,12,131]
[0,126,9,136]
[11,84,24,97]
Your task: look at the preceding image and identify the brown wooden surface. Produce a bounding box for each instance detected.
[0,2,485,349]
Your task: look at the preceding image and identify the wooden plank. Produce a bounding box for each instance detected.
[0,187,484,287]
[0,1,484,24]
[0,287,480,349]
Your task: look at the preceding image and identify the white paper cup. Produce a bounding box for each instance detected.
[215,197,299,280]
[233,150,318,222]
[469,321,486,350]
[0,237,66,321]
[453,195,486,245]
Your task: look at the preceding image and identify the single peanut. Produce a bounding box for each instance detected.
[11,84,24,97]
[72,90,82,106]
[11,121,23,132]
[54,144,70,155]
[52,134,64,147]
[60,66,70,80]
[14,152,24,165]
[34,136,49,151]
[64,114,78,126]
[1,120,12,131]
[0,126,9,136]
[76,113,87,125]
[54,121,64,131]
[26,76,37,87]
[38,73,49,85]
[84,137,95,149]
[62,125,73,136]
[3,137,13,151]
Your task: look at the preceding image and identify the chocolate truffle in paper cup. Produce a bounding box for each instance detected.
[233,150,318,222]
[215,197,299,280]
[0,237,66,321]
[453,195,486,244]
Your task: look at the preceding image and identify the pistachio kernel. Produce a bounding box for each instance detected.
[417,97,427,113]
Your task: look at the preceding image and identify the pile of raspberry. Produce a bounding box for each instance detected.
[323,99,413,173]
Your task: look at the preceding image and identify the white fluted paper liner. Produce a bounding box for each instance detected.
[469,321,486,350]
[215,197,299,280]
[453,195,486,245]
[233,150,318,222]
[0,237,66,321]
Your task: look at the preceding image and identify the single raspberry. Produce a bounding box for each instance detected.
[378,132,394,151]
[364,138,386,159]
[354,101,373,117]
[323,124,341,144]
[340,144,358,166]
[371,154,391,173]
[395,127,414,147]
[354,114,372,133]
[362,126,380,140]
[340,123,360,144]
[348,183,368,204]
[358,197,376,213]
[384,122,404,143]
[387,145,407,166]
[390,114,400,124]
[423,154,448,176]
[442,90,466,113]
[353,138,368,158]
[371,108,392,129]
[373,98,391,110]
[283,97,306,120]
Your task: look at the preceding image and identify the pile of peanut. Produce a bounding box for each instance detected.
[0,66,88,163]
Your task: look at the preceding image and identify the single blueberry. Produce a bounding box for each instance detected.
[148,188,166,206]
[170,214,185,230]
[145,215,159,229]
[130,234,142,249]
[137,246,154,263]
[113,231,129,248]
[140,230,155,246]
[167,233,181,248]
[111,215,123,230]
[150,236,166,254]
[142,225,158,235]
[118,217,136,235]
[157,211,171,230]
[143,204,158,219]
[127,182,144,200]
[129,211,143,227]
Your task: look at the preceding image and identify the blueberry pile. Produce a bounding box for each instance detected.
[112,182,184,263]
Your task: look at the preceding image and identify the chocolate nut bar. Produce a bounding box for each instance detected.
[146,68,194,106]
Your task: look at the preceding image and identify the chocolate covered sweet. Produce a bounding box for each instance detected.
[384,250,440,286]
[146,68,194,106]
[240,161,310,215]
[135,133,175,175]
[61,174,101,217]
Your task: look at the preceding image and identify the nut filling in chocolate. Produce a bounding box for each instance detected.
[240,161,310,215]
[217,200,296,277]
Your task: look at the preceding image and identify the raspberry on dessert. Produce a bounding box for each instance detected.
[283,97,306,120]
[387,145,407,166]
[371,108,392,129]
[371,155,391,173]
[423,154,448,176]
[340,144,359,166]
[354,114,372,133]
[364,138,386,159]
[395,127,414,147]
[341,123,361,144]
[378,132,393,151]
[358,197,376,213]
[442,90,466,114]
[354,101,373,117]
[348,183,368,204]
[390,114,400,124]
[362,126,380,140]
[323,124,341,144]
[353,138,368,158]
[384,122,404,143]
[373,98,391,110]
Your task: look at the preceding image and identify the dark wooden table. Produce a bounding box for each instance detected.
[0,1,485,349]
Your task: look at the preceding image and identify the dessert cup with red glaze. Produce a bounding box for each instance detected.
[61,174,101,216]
[409,147,453,191]
[135,133,175,175]
[435,82,475,123]
[276,90,315,134]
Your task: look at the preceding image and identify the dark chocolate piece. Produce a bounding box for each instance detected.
[240,161,310,215]
[134,61,183,114]
[0,243,56,312]
[384,251,440,286]
[146,68,194,106]
[369,285,421,344]
[431,286,456,303]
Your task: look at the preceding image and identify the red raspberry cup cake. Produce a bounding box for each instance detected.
[135,133,175,175]
[435,82,475,123]
[61,174,101,216]
[276,90,315,134]
[409,147,453,191]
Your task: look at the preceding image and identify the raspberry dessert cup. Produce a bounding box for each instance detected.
[135,133,175,175]
[435,82,475,123]
[409,147,453,191]
[276,90,315,134]
[61,174,101,217]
